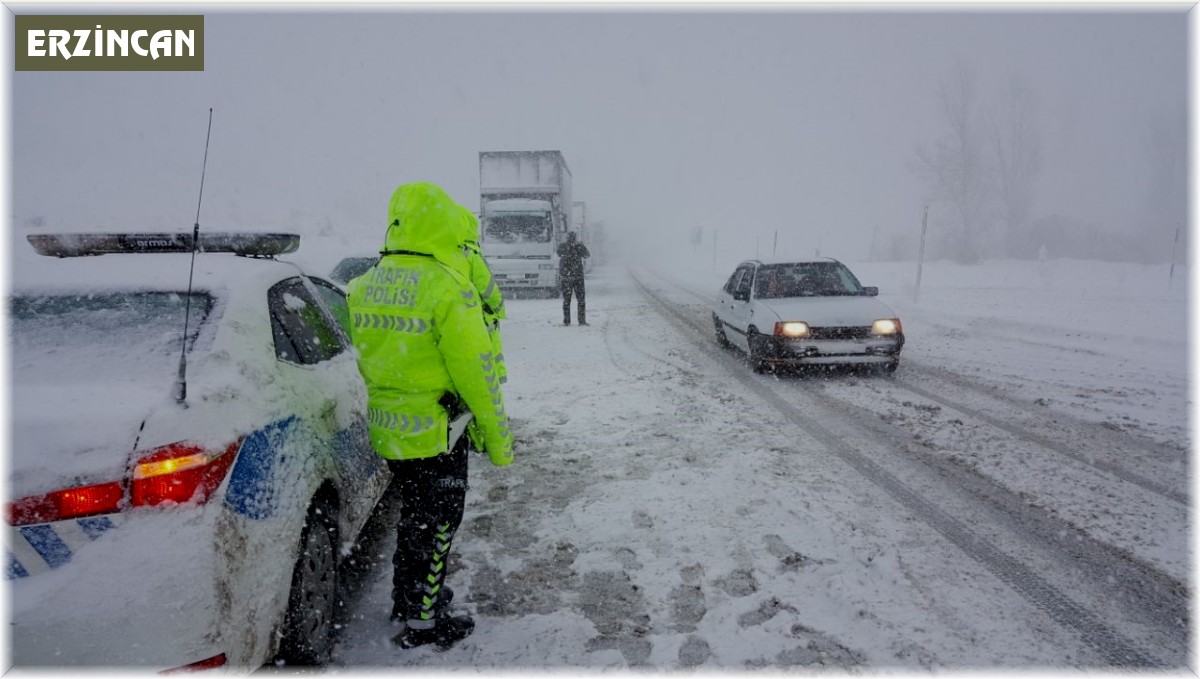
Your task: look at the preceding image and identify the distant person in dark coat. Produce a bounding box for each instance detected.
[557,230,590,325]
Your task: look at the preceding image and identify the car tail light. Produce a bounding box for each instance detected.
[159,653,228,673]
[131,439,244,507]
[7,481,125,526]
[6,438,244,527]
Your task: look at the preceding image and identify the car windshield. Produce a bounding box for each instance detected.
[485,214,552,244]
[331,256,379,284]
[754,263,864,299]
[11,292,214,387]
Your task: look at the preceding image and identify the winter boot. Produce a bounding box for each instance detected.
[391,586,454,623]
[392,613,475,650]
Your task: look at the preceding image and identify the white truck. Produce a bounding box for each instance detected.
[478,150,573,296]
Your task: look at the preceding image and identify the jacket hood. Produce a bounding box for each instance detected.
[383,183,466,273]
[454,205,480,246]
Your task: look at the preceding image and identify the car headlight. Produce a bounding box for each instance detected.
[872,318,902,335]
[774,321,810,337]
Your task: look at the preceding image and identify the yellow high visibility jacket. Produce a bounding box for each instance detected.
[455,207,508,383]
[347,182,514,466]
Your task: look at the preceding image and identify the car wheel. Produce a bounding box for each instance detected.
[277,500,339,666]
[747,329,769,374]
[713,313,731,348]
[879,360,899,375]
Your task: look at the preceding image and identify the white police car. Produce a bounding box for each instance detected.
[713,258,904,374]
[8,232,390,670]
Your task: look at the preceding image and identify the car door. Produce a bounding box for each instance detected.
[725,265,756,353]
[714,267,741,345]
[267,276,388,540]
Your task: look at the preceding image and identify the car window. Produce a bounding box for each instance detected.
[754,262,865,299]
[307,276,352,339]
[723,269,741,295]
[268,277,347,365]
[331,256,379,285]
[733,266,754,299]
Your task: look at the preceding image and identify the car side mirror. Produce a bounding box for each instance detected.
[862,286,879,297]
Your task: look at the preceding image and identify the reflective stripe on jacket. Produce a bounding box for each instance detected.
[347,183,514,465]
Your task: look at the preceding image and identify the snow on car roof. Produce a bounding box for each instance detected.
[740,256,842,267]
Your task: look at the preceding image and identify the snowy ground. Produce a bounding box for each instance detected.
[323,253,1191,672]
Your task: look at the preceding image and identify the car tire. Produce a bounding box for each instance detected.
[747,329,769,374]
[713,313,731,348]
[879,360,900,375]
[277,500,339,667]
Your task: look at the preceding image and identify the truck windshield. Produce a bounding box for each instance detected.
[485,214,552,244]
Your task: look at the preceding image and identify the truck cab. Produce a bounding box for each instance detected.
[479,198,561,293]
[478,150,573,296]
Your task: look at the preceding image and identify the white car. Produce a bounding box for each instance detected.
[712,258,904,374]
[8,232,391,670]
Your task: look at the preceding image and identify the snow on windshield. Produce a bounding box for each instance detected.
[485,214,552,244]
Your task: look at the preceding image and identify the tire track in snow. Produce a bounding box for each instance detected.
[898,358,1188,464]
[648,266,1188,502]
[882,376,1186,505]
[630,269,1171,668]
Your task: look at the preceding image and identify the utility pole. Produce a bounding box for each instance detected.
[1168,222,1181,291]
[914,205,929,304]
[773,230,778,257]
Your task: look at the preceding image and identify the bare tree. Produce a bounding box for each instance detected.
[987,75,1042,257]
[915,63,990,263]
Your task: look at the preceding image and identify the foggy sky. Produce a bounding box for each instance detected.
[8,5,1189,262]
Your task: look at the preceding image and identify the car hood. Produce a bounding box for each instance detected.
[10,383,165,499]
[757,295,899,327]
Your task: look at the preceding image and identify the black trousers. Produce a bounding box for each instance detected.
[561,275,586,323]
[386,437,469,623]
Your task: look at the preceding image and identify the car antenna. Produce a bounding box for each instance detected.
[174,107,214,405]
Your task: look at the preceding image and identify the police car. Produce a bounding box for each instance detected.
[8,232,391,670]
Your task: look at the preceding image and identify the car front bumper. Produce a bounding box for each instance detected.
[766,334,904,365]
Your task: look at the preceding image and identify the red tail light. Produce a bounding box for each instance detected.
[6,438,244,527]
[7,481,124,526]
[131,439,244,507]
[160,653,228,673]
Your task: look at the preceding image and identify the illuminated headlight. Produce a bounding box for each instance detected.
[539,263,556,270]
[872,318,902,335]
[774,321,810,337]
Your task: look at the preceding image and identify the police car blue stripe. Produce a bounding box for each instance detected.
[7,554,29,580]
[77,516,115,540]
[225,416,298,520]
[19,525,71,568]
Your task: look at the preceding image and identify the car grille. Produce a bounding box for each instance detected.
[808,326,871,340]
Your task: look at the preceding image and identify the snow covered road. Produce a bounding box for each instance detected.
[328,259,1190,671]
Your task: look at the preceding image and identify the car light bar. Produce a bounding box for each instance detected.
[27,232,300,258]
